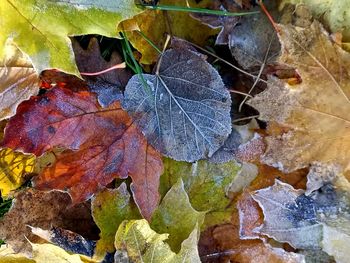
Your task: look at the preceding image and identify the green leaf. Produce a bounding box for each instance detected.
[151,179,205,252]
[160,158,241,227]
[91,183,141,259]
[0,0,142,76]
[115,219,201,263]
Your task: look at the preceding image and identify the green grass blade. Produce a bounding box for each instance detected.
[138,4,260,16]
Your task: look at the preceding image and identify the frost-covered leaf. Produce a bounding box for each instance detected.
[199,224,305,263]
[1,86,163,219]
[0,0,142,76]
[123,48,231,162]
[160,158,241,227]
[115,219,201,263]
[91,183,140,259]
[151,179,205,252]
[0,148,35,197]
[0,40,39,120]
[229,0,281,69]
[252,180,323,249]
[248,21,350,172]
[322,224,350,263]
[252,168,350,254]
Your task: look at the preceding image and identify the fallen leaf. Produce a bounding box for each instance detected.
[0,148,35,197]
[31,226,96,259]
[248,21,350,172]
[2,86,163,219]
[120,0,218,64]
[31,243,84,263]
[0,188,94,253]
[199,224,305,263]
[91,183,140,259]
[281,0,350,41]
[115,219,201,263]
[190,1,239,45]
[151,179,205,252]
[252,166,350,254]
[0,0,142,75]
[322,224,349,263]
[229,0,281,69]
[123,48,232,162]
[0,244,34,263]
[0,40,39,120]
[253,180,323,249]
[160,158,241,227]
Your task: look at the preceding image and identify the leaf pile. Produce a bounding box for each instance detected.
[0,0,350,263]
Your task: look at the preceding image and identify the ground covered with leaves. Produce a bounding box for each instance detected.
[0,0,349,262]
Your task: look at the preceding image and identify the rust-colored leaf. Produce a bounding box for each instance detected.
[2,87,163,219]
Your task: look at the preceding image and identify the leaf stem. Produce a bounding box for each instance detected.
[138,4,260,16]
[80,62,126,76]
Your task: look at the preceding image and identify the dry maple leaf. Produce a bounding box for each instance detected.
[1,86,163,219]
[248,21,350,172]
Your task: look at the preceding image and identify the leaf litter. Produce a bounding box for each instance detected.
[0,1,350,262]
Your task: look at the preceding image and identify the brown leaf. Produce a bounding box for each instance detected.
[199,223,304,263]
[248,21,350,172]
[0,188,98,254]
[2,86,163,219]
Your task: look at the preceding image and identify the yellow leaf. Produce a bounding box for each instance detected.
[0,244,34,263]
[248,21,350,172]
[120,0,218,64]
[31,243,83,263]
[0,148,35,196]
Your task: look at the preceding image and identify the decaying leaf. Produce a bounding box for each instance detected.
[115,219,201,263]
[252,165,350,258]
[123,48,231,162]
[160,158,241,227]
[1,86,163,219]
[0,188,96,253]
[0,0,142,75]
[91,183,140,259]
[151,179,205,252]
[0,40,39,120]
[0,148,35,197]
[248,21,350,172]
[120,0,218,64]
[30,226,95,258]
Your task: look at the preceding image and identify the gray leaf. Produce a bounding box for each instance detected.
[229,0,281,69]
[123,49,231,162]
